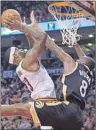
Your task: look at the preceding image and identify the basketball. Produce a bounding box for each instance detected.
[1,9,22,26]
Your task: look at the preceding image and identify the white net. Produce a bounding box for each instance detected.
[48,2,85,47]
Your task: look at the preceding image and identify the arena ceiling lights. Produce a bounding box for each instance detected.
[88,34,94,38]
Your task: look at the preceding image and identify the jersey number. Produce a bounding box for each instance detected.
[24,77,33,91]
[80,80,88,97]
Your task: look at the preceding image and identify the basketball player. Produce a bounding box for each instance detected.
[3,12,56,100]
[2,11,95,130]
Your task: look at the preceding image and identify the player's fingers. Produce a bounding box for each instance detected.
[15,20,20,24]
[30,10,34,17]
[5,18,16,27]
[3,23,7,27]
[5,17,12,23]
[3,21,11,27]
[30,10,37,22]
[8,27,14,30]
[3,20,14,25]
[3,23,11,29]
[30,11,37,27]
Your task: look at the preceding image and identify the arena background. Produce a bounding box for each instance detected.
[1,1,96,130]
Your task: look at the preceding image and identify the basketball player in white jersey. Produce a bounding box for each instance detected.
[4,14,56,100]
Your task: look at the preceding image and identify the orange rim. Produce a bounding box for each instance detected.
[48,2,85,17]
[48,2,71,7]
[53,12,84,17]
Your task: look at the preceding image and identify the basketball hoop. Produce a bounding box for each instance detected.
[48,2,85,47]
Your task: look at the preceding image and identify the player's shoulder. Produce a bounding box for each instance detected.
[78,56,95,72]
[84,56,95,71]
[78,63,91,74]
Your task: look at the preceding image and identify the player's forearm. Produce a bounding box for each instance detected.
[73,43,86,58]
[32,33,47,58]
[46,37,73,63]
[25,33,35,48]
[25,33,47,63]
[1,104,18,117]
[22,25,46,49]
[1,103,31,117]
[21,25,36,48]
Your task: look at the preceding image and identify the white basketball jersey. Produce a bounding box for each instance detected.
[16,60,56,99]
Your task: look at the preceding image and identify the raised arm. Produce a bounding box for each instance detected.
[46,37,76,74]
[3,11,46,49]
[22,33,47,68]
[73,43,86,58]
[23,26,36,48]
[23,24,46,48]
[74,43,95,70]
[28,11,76,74]
[23,11,46,48]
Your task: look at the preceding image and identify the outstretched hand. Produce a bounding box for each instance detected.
[30,10,37,26]
[3,18,25,31]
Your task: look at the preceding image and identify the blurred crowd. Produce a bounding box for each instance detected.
[1,61,96,130]
[1,1,95,24]
[1,1,55,23]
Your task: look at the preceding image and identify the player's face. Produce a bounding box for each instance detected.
[13,48,25,65]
